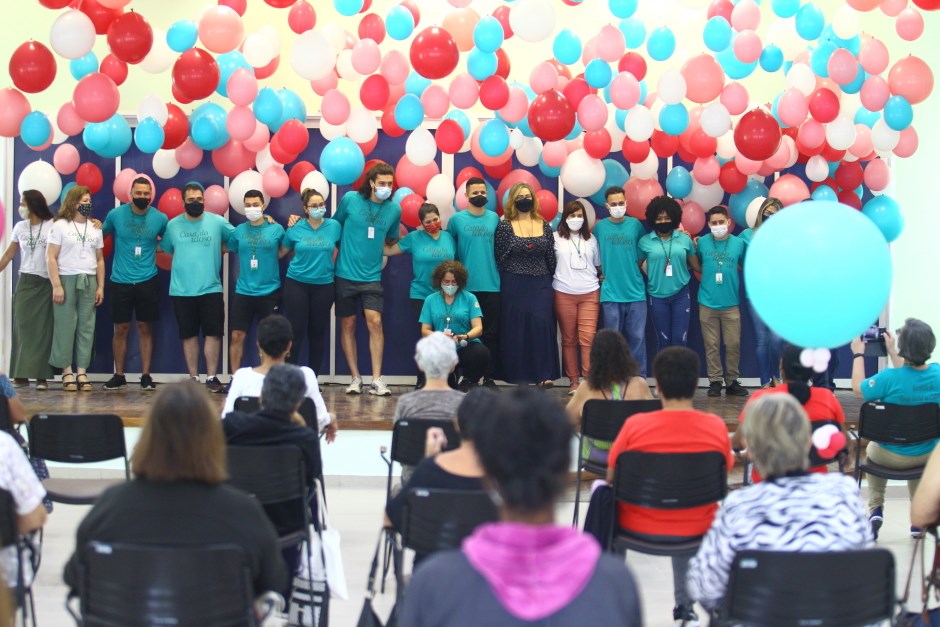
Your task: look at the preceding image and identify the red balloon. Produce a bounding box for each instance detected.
[254,54,280,80]
[912,0,940,9]
[688,128,718,159]
[401,193,424,227]
[172,48,220,101]
[99,53,128,86]
[158,188,184,219]
[536,189,558,221]
[479,76,510,110]
[360,75,390,110]
[734,109,781,161]
[358,133,379,156]
[39,0,72,7]
[107,11,153,64]
[719,161,747,193]
[584,128,612,159]
[456,167,483,187]
[9,41,56,94]
[265,0,297,7]
[624,178,664,220]
[277,119,309,154]
[269,134,299,165]
[707,0,734,20]
[527,90,575,142]
[435,119,465,154]
[820,143,846,162]
[219,0,247,15]
[492,6,513,38]
[618,52,647,81]
[76,163,104,194]
[410,27,458,80]
[162,103,189,149]
[289,161,316,192]
[835,161,864,190]
[381,107,405,137]
[359,13,385,43]
[562,77,594,110]
[156,251,173,271]
[79,0,123,35]
[288,1,316,34]
[622,138,651,163]
[171,83,193,105]
[211,140,255,178]
[808,88,840,123]
[484,158,512,180]
[102,235,113,260]
[651,130,679,158]
[495,48,511,79]
[837,189,862,209]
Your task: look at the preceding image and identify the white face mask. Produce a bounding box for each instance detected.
[710,224,729,238]
[608,206,627,219]
[18,205,29,220]
[566,217,584,231]
[245,207,264,222]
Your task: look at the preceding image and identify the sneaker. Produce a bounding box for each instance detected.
[673,604,700,626]
[912,526,924,538]
[11,379,28,388]
[869,507,884,541]
[483,378,498,390]
[458,378,475,393]
[346,377,363,395]
[35,380,48,391]
[369,377,392,396]
[189,375,200,383]
[206,376,225,394]
[140,374,156,391]
[103,374,127,390]
[707,381,723,397]
[726,380,749,397]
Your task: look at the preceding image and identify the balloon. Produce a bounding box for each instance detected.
[666,166,693,198]
[197,5,243,54]
[75,162,104,194]
[319,137,365,185]
[624,177,664,219]
[112,168,137,203]
[134,117,164,153]
[768,174,810,206]
[167,19,198,52]
[287,1,316,34]
[509,0,556,42]
[888,55,933,105]
[98,54,128,87]
[760,44,785,73]
[300,170,330,200]
[410,27,459,80]
[734,109,781,161]
[10,41,57,93]
[808,88,840,123]
[795,3,825,40]
[18,160,62,207]
[719,161,747,194]
[680,201,706,234]
[72,73,120,123]
[703,16,732,52]
[161,103,189,150]
[681,55,724,104]
[827,48,858,85]
[107,11,154,64]
[883,96,913,131]
[862,196,903,242]
[172,48,220,101]
[734,30,763,64]
[386,5,415,40]
[262,165,289,198]
[53,144,81,175]
[720,82,749,115]
[897,8,925,40]
[835,161,864,190]
[50,10,96,60]
[152,149,180,179]
[659,104,689,136]
[528,90,575,142]
[863,158,890,191]
[729,179,768,224]
[290,30,336,81]
[20,112,51,147]
[646,27,675,61]
[228,170,266,214]
[777,89,809,127]
[478,119,510,157]
[560,149,606,197]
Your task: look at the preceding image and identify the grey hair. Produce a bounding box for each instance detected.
[415,333,459,380]
[898,318,935,366]
[742,394,811,479]
[260,364,306,415]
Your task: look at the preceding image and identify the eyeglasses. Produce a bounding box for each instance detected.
[307,204,326,210]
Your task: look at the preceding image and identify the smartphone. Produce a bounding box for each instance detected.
[861,325,887,342]
[862,325,887,357]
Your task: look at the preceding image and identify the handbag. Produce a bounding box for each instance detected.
[356,530,398,627]
[582,482,614,551]
[897,529,940,626]
[306,480,348,600]
[289,481,335,627]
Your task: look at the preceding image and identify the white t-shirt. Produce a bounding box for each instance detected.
[552,232,601,295]
[0,431,46,589]
[221,366,331,430]
[11,219,54,278]
[47,219,103,276]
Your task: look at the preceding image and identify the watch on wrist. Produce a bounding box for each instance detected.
[853,353,865,359]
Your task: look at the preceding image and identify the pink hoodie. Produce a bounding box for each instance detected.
[462,522,602,622]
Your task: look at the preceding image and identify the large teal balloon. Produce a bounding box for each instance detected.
[744,200,892,347]
[862,196,903,243]
[320,137,365,185]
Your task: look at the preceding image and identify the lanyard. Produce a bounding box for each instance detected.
[366,201,381,225]
[713,237,728,269]
[570,233,582,257]
[443,293,456,328]
[657,233,674,265]
[27,221,43,251]
[73,220,89,247]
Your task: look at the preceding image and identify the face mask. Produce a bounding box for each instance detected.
[515,198,534,212]
[184,201,204,217]
[442,284,459,296]
[18,205,29,220]
[566,217,584,231]
[245,207,264,222]
[468,195,488,208]
[423,221,441,234]
[608,206,626,219]
[653,221,674,235]
[77,203,93,217]
[373,186,392,201]
[710,225,729,238]
[132,197,150,210]
[307,207,326,219]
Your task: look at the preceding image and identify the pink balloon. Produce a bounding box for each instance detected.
[764,139,791,171]
[778,89,808,127]
[529,61,558,95]
[498,86,529,123]
[893,126,918,158]
[849,124,873,157]
[680,201,706,234]
[262,165,289,198]
[321,89,351,125]
[72,72,120,123]
[827,48,859,85]
[244,121,270,153]
[53,143,81,175]
[595,24,626,63]
[395,154,440,197]
[734,153,762,175]
[581,36,598,65]
[497,169,541,207]
[624,178,664,219]
[204,184,228,215]
[858,37,889,75]
[693,156,720,185]
[610,72,641,110]
[198,5,244,54]
[860,75,890,111]
[420,85,450,118]
[288,0,316,34]
[720,82,748,116]
[56,102,85,136]
[881,0,907,16]
[226,105,256,141]
[733,30,762,64]
[351,38,381,75]
[863,158,890,191]
[310,71,338,97]
[577,94,608,132]
[896,8,924,41]
[681,55,724,104]
[175,138,204,170]
[227,68,258,106]
[731,0,761,30]
[448,72,479,109]
[454,181,469,210]
[798,119,826,149]
[380,50,409,85]
[112,168,137,203]
[211,139,254,177]
[542,141,568,168]
[768,173,810,206]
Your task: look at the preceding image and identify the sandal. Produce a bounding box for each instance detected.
[36,380,48,391]
[536,380,555,390]
[62,373,77,392]
[76,374,93,392]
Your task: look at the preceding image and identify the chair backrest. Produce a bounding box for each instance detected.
[79,541,257,627]
[390,419,461,467]
[28,414,128,470]
[858,402,940,445]
[721,549,896,627]
[233,396,260,413]
[226,445,309,537]
[400,489,498,556]
[581,399,661,444]
[612,451,727,509]
[0,488,16,550]
[0,395,13,436]
[234,396,319,430]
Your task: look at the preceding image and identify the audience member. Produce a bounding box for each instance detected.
[400,389,642,626]
[606,346,732,625]
[687,394,870,610]
[0,430,46,594]
[911,443,940,529]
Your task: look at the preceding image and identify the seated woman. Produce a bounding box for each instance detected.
[687,394,870,611]
[222,314,335,441]
[64,382,287,598]
[0,429,46,596]
[400,389,642,626]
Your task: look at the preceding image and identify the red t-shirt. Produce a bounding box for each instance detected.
[607,409,733,537]
[738,384,846,481]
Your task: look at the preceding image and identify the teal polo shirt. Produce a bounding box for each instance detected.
[419,289,482,341]
[228,220,285,296]
[637,230,695,298]
[593,217,646,303]
[696,233,745,310]
[862,363,940,456]
[398,229,456,300]
[333,191,401,283]
[284,218,342,285]
[102,204,168,284]
[446,209,500,293]
[160,213,235,296]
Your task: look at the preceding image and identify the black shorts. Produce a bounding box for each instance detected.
[171,293,225,339]
[335,277,384,317]
[230,292,280,332]
[109,276,161,323]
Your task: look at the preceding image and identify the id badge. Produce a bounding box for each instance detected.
[715,272,723,285]
[250,257,259,270]
[79,248,88,259]
[665,263,673,277]
[134,246,142,258]
[570,254,588,270]
[367,226,375,239]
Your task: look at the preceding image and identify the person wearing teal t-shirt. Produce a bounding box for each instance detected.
[101,177,168,391]
[280,188,342,372]
[852,318,940,538]
[332,163,402,397]
[696,206,748,398]
[227,190,287,373]
[637,196,700,354]
[447,177,501,386]
[158,183,235,393]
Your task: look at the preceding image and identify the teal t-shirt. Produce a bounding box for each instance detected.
[446,209,500,293]
[862,363,940,456]
[284,218,342,285]
[696,234,745,310]
[333,191,402,283]
[398,230,456,300]
[101,204,168,284]
[160,213,235,296]
[228,220,285,296]
[637,230,695,298]
[418,289,482,342]
[593,217,646,303]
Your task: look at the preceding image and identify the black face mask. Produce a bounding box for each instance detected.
[184,201,204,217]
[468,195,488,208]
[653,221,674,234]
[515,198,534,212]
[132,197,150,210]
[77,203,93,217]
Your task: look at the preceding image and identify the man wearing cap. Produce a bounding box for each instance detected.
[851,318,940,539]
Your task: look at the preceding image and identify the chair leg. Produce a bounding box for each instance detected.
[572,464,583,527]
[379,531,394,594]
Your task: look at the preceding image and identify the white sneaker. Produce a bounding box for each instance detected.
[346,377,363,395]
[369,377,391,396]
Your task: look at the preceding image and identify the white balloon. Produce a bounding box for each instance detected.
[624,106,654,142]
[318,118,347,141]
[406,128,437,166]
[687,179,724,210]
[18,161,62,207]
[51,126,68,145]
[345,107,377,143]
[243,31,277,67]
[259,25,281,55]
[768,18,803,60]
[605,105,627,150]
[649,100,665,129]
[825,115,856,151]
[509,0,556,43]
[336,50,360,81]
[516,137,543,167]
[228,170,267,214]
[300,171,330,200]
[716,132,737,159]
[459,117,480,153]
[290,31,337,81]
[50,10,96,60]
[575,198,597,229]
[843,151,859,163]
[657,71,687,105]
[137,95,168,126]
[745,195,766,228]
[805,155,829,182]
[871,119,900,152]
[140,29,173,74]
[426,173,456,210]
[782,135,799,168]
[786,63,816,96]
[152,150,180,180]
[255,145,276,174]
[437,203,456,229]
[701,103,731,137]
[509,128,525,150]
[322,23,350,54]
[560,149,606,197]
[831,5,860,40]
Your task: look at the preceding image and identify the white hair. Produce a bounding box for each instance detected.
[415,333,459,380]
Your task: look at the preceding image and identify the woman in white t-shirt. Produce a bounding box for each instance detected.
[222,314,336,439]
[46,186,104,392]
[553,200,602,396]
[0,191,56,389]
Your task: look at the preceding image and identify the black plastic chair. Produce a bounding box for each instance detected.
[742,419,848,486]
[27,414,129,505]
[232,396,324,481]
[609,451,727,556]
[69,541,258,627]
[572,399,661,525]
[853,402,940,486]
[381,419,461,503]
[0,487,37,627]
[233,396,260,414]
[716,549,896,626]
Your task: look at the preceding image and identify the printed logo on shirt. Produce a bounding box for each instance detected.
[603,234,635,246]
[462,225,494,237]
[126,221,155,240]
[243,230,276,251]
[180,229,213,245]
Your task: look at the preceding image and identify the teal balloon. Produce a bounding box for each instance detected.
[883,96,913,131]
[811,185,837,201]
[253,88,283,127]
[444,110,471,137]
[717,45,758,80]
[473,16,504,54]
[609,0,638,18]
[553,30,582,65]
[69,51,98,81]
[61,182,77,205]
[659,103,689,136]
[810,41,837,78]
[334,0,364,17]
[215,51,252,98]
[615,108,628,131]
[772,0,800,18]
[703,16,732,52]
[666,166,693,198]
[795,3,825,41]
[862,196,903,242]
[821,26,860,56]
[539,156,561,177]
[320,137,365,185]
[855,107,879,128]
[646,27,675,62]
[405,71,432,97]
[386,5,415,41]
[134,117,165,154]
[20,112,51,147]
[394,94,424,131]
[619,18,646,49]
[589,159,629,205]
[760,45,784,72]
[95,114,132,158]
[275,88,306,132]
[167,20,197,53]
[585,58,613,89]
[83,121,110,152]
[841,64,866,95]
[392,187,413,204]
[467,48,497,80]
[479,119,509,157]
[744,200,892,347]
[729,179,768,224]
[191,103,228,150]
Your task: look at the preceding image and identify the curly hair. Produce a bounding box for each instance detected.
[586,329,640,390]
[645,195,681,229]
[556,200,593,240]
[502,183,542,223]
[431,260,468,290]
[357,162,394,198]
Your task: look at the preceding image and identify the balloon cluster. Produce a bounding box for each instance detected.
[6,0,933,231]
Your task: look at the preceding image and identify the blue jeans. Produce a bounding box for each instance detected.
[747,300,782,385]
[649,285,691,354]
[601,300,648,376]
